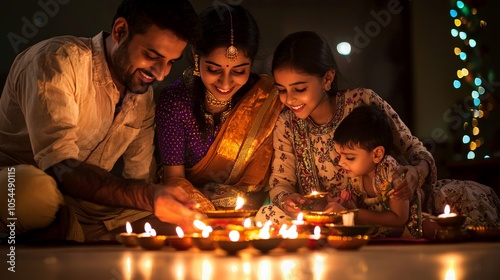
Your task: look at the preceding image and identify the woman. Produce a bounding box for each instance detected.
[257,31,436,224]
[156,4,283,211]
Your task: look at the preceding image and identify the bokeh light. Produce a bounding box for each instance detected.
[336,42,351,56]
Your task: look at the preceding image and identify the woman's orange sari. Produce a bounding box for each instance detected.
[183,75,283,210]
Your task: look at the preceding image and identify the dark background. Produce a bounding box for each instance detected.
[1,0,499,185]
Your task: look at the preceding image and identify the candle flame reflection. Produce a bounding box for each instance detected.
[139,256,153,280]
[445,259,456,280]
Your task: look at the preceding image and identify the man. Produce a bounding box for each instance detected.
[0,0,201,242]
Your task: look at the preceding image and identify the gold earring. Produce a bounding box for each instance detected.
[193,54,200,77]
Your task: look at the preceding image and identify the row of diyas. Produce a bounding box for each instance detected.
[117,200,470,252]
[117,211,370,253]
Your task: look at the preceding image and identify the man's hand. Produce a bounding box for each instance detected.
[153,184,201,231]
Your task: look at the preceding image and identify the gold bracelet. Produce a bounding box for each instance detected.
[276,192,290,210]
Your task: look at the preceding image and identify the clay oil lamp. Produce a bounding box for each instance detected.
[433,204,467,241]
[166,226,193,251]
[137,222,166,250]
[280,224,309,252]
[214,229,249,255]
[249,221,283,254]
[116,221,138,247]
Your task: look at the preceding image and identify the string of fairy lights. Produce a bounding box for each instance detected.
[450,0,493,160]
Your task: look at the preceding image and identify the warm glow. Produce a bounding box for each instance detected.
[126,222,133,234]
[279,224,288,236]
[202,226,212,238]
[193,220,206,231]
[244,218,252,228]
[143,222,156,236]
[229,230,240,242]
[139,256,153,280]
[313,226,321,239]
[256,221,263,228]
[286,225,299,239]
[310,191,319,195]
[259,224,271,239]
[144,222,152,233]
[297,212,304,221]
[201,260,213,280]
[176,226,184,238]
[439,204,457,218]
[235,196,245,210]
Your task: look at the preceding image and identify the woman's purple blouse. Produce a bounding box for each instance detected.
[155,77,223,168]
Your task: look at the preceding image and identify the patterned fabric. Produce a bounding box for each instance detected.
[0,32,155,181]
[156,76,216,168]
[269,88,437,208]
[258,88,500,230]
[347,155,423,238]
[428,179,500,227]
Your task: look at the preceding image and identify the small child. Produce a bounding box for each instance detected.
[333,105,428,238]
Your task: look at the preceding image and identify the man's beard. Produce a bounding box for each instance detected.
[111,39,153,94]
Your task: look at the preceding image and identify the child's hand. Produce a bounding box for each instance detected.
[279,193,306,214]
[323,201,346,213]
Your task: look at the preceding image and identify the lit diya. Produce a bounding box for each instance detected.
[249,221,283,254]
[214,229,249,255]
[116,221,138,247]
[192,220,216,251]
[165,226,193,251]
[303,190,328,200]
[433,204,467,241]
[137,223,166,250]
[279,224,309,252]
[303,211,342,225]
[307,226,327,250]
[203,197,257,218]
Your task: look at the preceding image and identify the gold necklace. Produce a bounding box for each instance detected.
[205,90,231,107]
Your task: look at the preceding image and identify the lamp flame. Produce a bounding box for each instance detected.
[243,218,252,228]
[202,226,212,238]
[193,219,206,231]
[176,226,184,238]
[126,221,132,234]
[235,196,245,210]
[444,205,451,215]
[229,230,240,242]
